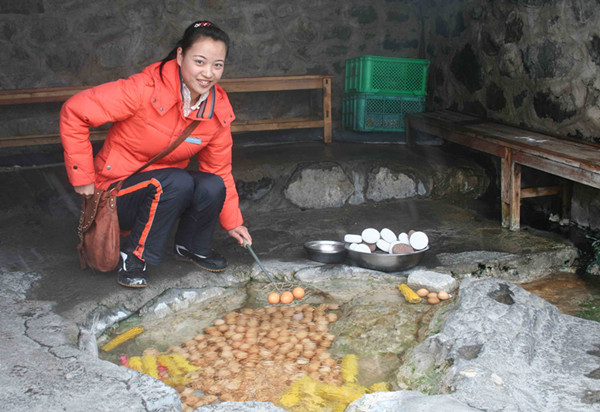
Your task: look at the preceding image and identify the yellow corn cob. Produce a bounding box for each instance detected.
[101,326,144,352]
[128,356,143,372]
[157,355,182,377]
[170,354,196,373]
[398,284,422,303]
[340,354,359,384]
[141,355,159,379]
[368,381,390,392]
[163,376,190,387]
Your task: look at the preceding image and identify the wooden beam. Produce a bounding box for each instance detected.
[231,118,323,133]
[322,77,332,143]
[0,130,107,148]
[501,148,521,231]
[520,186,561,199]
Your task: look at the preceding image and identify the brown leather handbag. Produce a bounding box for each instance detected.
[76,120,200,272]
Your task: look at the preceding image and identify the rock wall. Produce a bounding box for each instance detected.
[420,0,600,229]
[0,0,423,136]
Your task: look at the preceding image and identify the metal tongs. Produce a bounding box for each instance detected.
[242,239,283,293]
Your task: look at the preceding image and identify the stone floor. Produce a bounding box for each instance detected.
[0,140,585,411]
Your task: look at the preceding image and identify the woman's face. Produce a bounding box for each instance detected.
[177,37,227,102]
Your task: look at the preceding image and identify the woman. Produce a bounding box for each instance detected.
[60,21,252,288]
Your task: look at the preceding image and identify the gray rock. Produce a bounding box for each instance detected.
[0,274,181,411]
[407,269,459,292]
[436,248,578,282]
[284,163,354,209]
[346,390,481,412]
[398,278,600,412]
[366,167,418,201]
[195,401,287,411]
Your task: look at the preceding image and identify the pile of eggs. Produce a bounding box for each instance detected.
[268,286,305,305]
[416,288,450,305]
[167,303,342,410]
[345,228,429,254]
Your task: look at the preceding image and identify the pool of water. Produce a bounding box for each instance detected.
[97,280,444,410]
[520,272,600,317]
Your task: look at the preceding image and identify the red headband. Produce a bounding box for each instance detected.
[194,22,211,28]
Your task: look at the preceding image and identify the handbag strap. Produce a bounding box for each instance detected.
[112,120,200,191]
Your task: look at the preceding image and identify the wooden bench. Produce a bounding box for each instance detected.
[405,110,600,230]
[0,74,333,147]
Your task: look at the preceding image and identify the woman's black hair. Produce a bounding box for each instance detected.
[159,20,230,80]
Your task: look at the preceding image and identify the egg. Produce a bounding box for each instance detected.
[416,288,429,297]
[428,296,440,305]
[438,291,450,300]
[280,291,294,304]
[292,287,305,299]
[427,292,438,299]
[267,292,280,305]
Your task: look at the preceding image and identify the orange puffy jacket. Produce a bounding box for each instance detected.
[60,59,243,231]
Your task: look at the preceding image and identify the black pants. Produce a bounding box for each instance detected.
[116,168,226,265]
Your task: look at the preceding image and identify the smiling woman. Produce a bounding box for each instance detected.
[59,20,252,288]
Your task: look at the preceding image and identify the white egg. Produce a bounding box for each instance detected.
[344,234,362,243]
[376,238,390,252]
[353,243,372,253]
[409,231,429,250]
[398,232,410,245]
[380,228,396,243]
[361,228,380,244]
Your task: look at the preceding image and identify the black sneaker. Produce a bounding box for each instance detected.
[174,245,227,272]
[117,251,147,288]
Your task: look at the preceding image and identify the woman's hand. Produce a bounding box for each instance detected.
[228,225,252,246]
[74,183,95,196]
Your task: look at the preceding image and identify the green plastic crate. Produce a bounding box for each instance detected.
[345,55,430,96]
[342,93,426,132]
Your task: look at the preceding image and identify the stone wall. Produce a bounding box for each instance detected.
[421,0,600,229]
[0,0,423,136]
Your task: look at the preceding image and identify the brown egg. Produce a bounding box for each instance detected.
[438,291,450,300]
[231,333,244,342]
[280,291,294,304]
[296,357,310,365]
[307,361,321,372]
[279,342,294,354]
[277,335,291,344]
[326,313,338,322]
[416,288,429,297]
[296,330,309,340]
[292,287,305,299]
[427,292,438,299]
[268,292,280,305]
[262,339,277,349]
[316,322,329,332]
[428,296,440,305]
